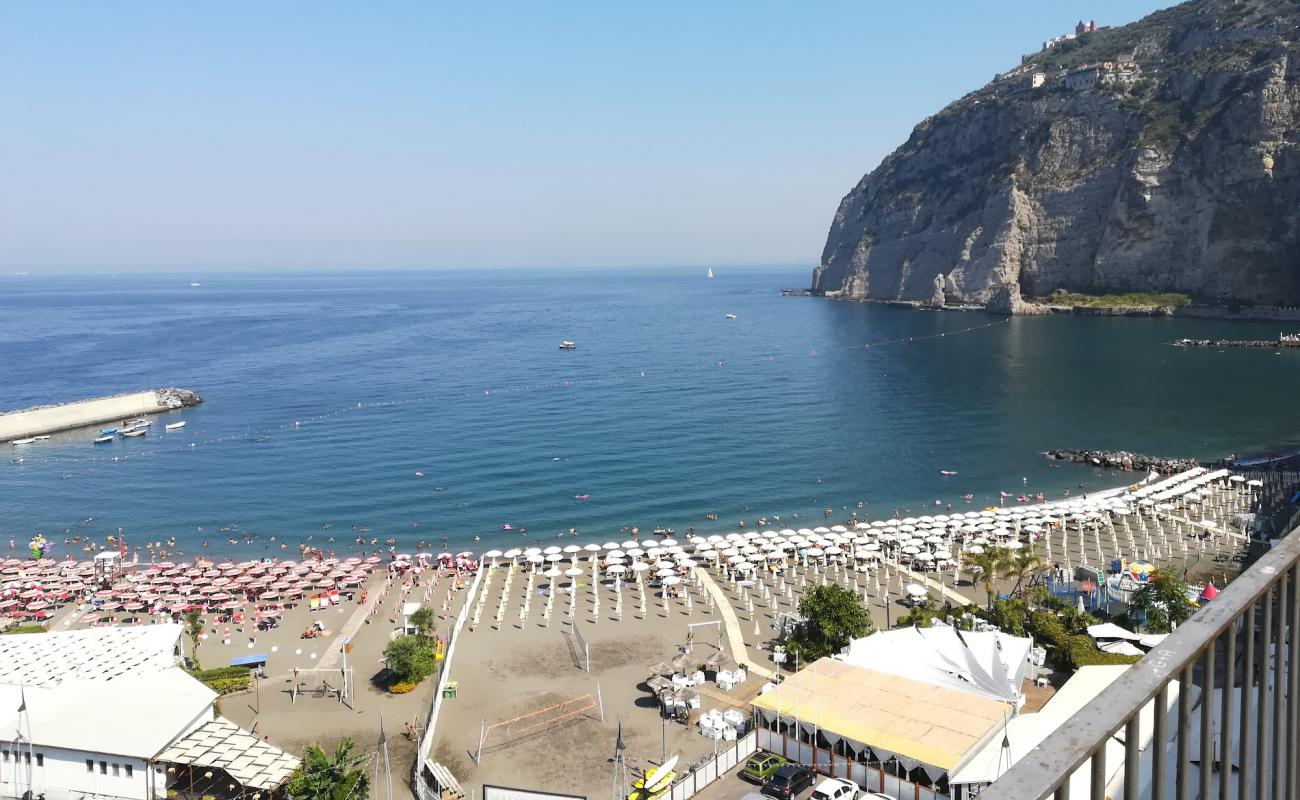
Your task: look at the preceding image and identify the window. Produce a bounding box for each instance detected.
[35,754,43,767]
[100,760,107,774]
[112,763,120,776]
[23,752,30,764]
[125,764,133,778]
[2,750,9,761]
[87,759,94,772]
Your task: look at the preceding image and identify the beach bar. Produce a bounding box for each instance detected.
[751,658,1008,800]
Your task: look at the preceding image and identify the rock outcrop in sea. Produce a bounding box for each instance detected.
[1047,448,1200,473]
[812,0,1300,309]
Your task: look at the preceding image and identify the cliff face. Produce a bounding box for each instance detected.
[813,0,1300,307]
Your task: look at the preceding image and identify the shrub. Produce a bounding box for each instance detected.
[2,625,49,635]
[388,681,418,695]
[384,634,435,685]
[187,666,252,695]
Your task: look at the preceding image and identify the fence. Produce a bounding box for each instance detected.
[981,513,1300,800]
[755,727,946,800]
[411,565,487,800]
[663,730,758,800]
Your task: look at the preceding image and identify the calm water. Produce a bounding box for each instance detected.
[1,269,1297,560]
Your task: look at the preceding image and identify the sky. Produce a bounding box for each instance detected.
[0,1,1174,273]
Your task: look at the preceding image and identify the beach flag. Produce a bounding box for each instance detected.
[119,535,127,558]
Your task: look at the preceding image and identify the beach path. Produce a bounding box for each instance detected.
[694,569,774,680]
[317,576,391,670]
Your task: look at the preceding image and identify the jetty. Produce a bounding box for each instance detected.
[0,387,202,441]
[1046,448,1199,473]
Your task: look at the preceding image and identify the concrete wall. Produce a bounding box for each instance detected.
[0,391,173,441]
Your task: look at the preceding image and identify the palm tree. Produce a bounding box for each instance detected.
[963,548,1009,610]
[1001,545,1048,599]
[288,738,370,800]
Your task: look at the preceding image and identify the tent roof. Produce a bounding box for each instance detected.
[949,665,1133,785]
[0,668,216,759]
[1086,622,1141,642]
[0,624,182,687]
[752,658,1007,771]
[160,718,301,791]
[840,626,1033,705]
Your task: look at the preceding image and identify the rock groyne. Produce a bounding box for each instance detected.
[1046,449,1200,474]
[0,388,203,440]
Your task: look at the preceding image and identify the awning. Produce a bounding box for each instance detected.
[159,718,300,791]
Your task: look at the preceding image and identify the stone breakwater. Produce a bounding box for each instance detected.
[1047,449,1200,474]
[0,388,202,440]
[1171,338,1300,349]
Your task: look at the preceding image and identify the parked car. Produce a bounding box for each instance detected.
[811,777,861,800]
[858,793,897,800]
[740,752,788,784]
[762,764,816,799]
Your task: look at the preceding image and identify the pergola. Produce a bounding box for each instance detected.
[160,719,300,799]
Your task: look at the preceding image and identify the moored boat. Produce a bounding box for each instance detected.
[93,436,113,444]
[122,429,147,438]
[10,438,35,445]
[100,427,118,435]
[165,421,187,430]
[560,341,576,350]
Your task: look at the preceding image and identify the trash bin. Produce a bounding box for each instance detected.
[442,681,458,699]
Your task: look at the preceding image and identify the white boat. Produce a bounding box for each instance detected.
[165,421,187,430]
[34,435,51,440]
[725,313,736,320]
[559,341,576,350]
[122,429,147,438]
[706,268,714,279]
[94,435,113,444]
[190,274,201,287]
[10,438,35,445]
[124,418,151,427]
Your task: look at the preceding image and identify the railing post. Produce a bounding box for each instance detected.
[1220,621,1235,800]
[1153,684,1167,800]
[1177,665,1191,800]
[1200,643,1215,800]
[1123,716,1139,800]
[1238,605,1253,800]
[1089,749,1105,800]
[1288,564,1300,800]
[1273,576,1287,800]
[1257,588,1272,800]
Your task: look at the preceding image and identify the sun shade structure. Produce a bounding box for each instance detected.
[840,626,1032,706]
[0,623,183,686]
[751,657,1008,773]
[159,718,301,791]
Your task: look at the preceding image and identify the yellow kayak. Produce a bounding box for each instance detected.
[628,755,678,800]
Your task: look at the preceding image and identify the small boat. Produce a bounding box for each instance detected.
[34,435,51,440]
[414,471,424,478]
[94,436,113,445]
[10,438,35,445]
[940,470,958,476]
[725,313,736,320]
[629,755,678,800]
[559,341,576,350]
[652,527,675,536]
[575,494,590,501]
[164,421,187,430]
[100,427,118,435]
[122,429,147,438]
[706,268,714,279]
[502,523,513,531]
[125,418,152,427]
[190,275,201,287]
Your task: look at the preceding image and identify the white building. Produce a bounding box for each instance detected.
[0,625,298,800]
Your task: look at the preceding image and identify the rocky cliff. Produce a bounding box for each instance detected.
[812,0,1300,309]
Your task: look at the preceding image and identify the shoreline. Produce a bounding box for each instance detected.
[0,387,202,441]
[787,290,1300,323]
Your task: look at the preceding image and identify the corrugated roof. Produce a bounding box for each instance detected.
[752,658,1008,771]
[160,718,301,791]
[0,624,182,686]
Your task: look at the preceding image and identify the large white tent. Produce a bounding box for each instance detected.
[840,625,1033,707]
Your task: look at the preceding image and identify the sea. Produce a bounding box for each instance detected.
[2,268,1298,561]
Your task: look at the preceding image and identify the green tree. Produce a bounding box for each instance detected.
[1129,572,1195,633]
[964,548,1010,610]
[288,739,369,800]
[383,634,435,684]
[1001,545,1048,598]
[183,609,204,669]
[787,584,873,663]
[409,606,435,639]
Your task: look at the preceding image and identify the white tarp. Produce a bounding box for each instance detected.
[839,626,1033,706]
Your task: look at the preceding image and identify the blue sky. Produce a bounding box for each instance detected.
[1,1,1172,272]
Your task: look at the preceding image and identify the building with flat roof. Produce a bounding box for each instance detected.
[0,626,298,800]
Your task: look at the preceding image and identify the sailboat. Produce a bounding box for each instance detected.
[190,274,201,287]
[706,268,714,279]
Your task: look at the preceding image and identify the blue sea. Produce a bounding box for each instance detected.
[2,269,1297,560]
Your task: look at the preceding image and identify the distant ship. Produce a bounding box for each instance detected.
[706,268,714,279]
[725,313,736,320]
[559,341,576,350]
[190,275,201,287]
